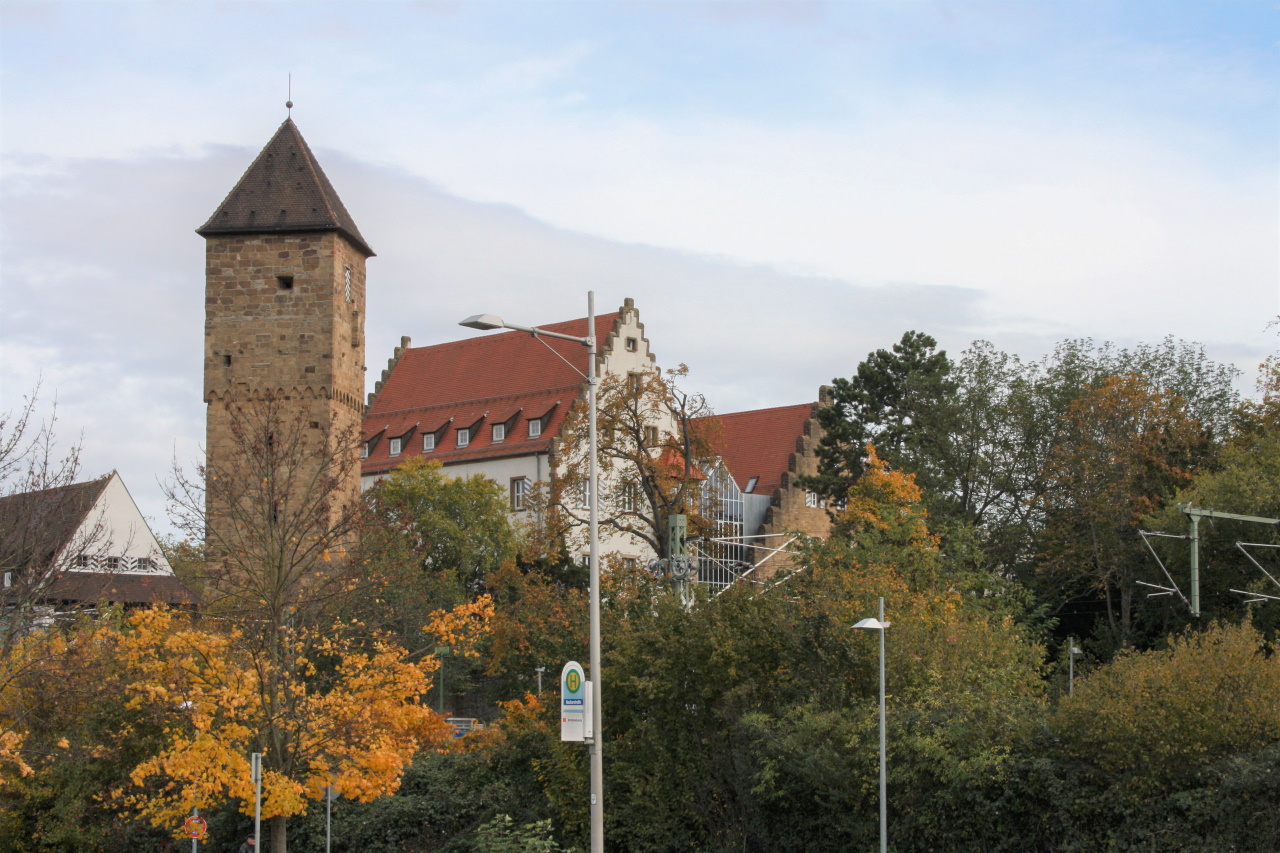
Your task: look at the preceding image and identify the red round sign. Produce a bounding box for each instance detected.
[183,815,207,839]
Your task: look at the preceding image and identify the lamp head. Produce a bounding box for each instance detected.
[460,313,505,330]
[852,617,890,631]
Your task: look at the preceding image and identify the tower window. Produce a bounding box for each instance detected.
[457,428,470,448]
[344,267,353,303]
[223,354,232,367]
[277,275,294,291]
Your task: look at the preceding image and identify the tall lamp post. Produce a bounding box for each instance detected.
[460,293,603,853]
[852,598,890,853]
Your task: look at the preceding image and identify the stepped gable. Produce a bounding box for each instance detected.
[196,118,374,257]
[706,403,817,496]
[362,312,619,475]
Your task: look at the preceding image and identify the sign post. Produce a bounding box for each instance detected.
[183,810,207,850]
[250,752,262,850]
[560,661,587,742]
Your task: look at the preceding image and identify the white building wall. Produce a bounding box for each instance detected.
[58,473,175,575]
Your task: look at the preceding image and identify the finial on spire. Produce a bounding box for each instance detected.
[286,73,293,117]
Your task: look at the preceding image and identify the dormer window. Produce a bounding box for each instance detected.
[528,419,543,439]
[457,428,470,448]
[493,423,506,443]
[389,437,402,457]
[423,433,436,452]
[361,442,369,459]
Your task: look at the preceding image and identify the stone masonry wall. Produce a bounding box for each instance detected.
[203,231,368,550]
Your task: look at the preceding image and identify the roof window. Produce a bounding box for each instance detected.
[457,428,470,448]
[745,476,759,494]
[528,419,542,439]
[423,433,436,452]
[389,437,402,457]
[493,423,506,443]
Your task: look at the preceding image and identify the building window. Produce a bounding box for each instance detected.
[510,477,530,511]
[105,556,121,571]
[528,419,542,439]
[2,572,10,589]
[75,554,90,569]
[423,433,436,452]
[644,425,659,445]
[627,373,643,395]
[457,428,470,448]
[805,491,819,508]
[493,423,506,443]
[135,557,153,571]
[579,479,591,509]
[622,557,638,571]
[361,442,369,459]
[625,337,638,352]
[344,267,353,303]
[389,437,402,457]
[620,482,637,512]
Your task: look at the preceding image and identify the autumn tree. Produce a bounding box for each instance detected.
[114,608,450,852]
[553,364,721,560]
[1037,374,1211,650]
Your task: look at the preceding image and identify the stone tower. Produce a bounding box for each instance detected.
[196,118,373,556]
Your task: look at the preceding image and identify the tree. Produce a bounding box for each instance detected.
[0,385,111,784]
[165,391,364,626]
[114,608,449,851]
[363,456,516,607]
[554,364,721,560]
[804,331,953,504]
[1037,375,1210,650]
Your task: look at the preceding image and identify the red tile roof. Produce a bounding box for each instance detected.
[704,403,817,497]
[362,313,619,475]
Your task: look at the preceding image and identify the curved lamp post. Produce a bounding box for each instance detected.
[852,598,890,853]
[460,294,602,853]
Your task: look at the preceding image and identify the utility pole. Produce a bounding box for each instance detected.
[1179,505,1280,616]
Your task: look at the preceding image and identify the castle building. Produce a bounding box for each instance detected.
[194,116,829,586]
[196,118,372,562]
[362,298,664,566]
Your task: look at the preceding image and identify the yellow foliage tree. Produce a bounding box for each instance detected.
[113,608,449,849]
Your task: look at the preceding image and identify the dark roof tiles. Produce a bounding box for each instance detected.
[196,118,373,257]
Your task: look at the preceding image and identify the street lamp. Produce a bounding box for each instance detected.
[852,597,890,853]
[460,293,603,853]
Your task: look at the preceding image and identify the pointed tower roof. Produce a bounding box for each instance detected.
[197,118,374,256]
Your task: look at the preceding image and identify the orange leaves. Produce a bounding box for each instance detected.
[111,608,447,834]
[425,594,495,659]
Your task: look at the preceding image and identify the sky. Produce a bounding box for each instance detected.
[1,1,1277,533]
